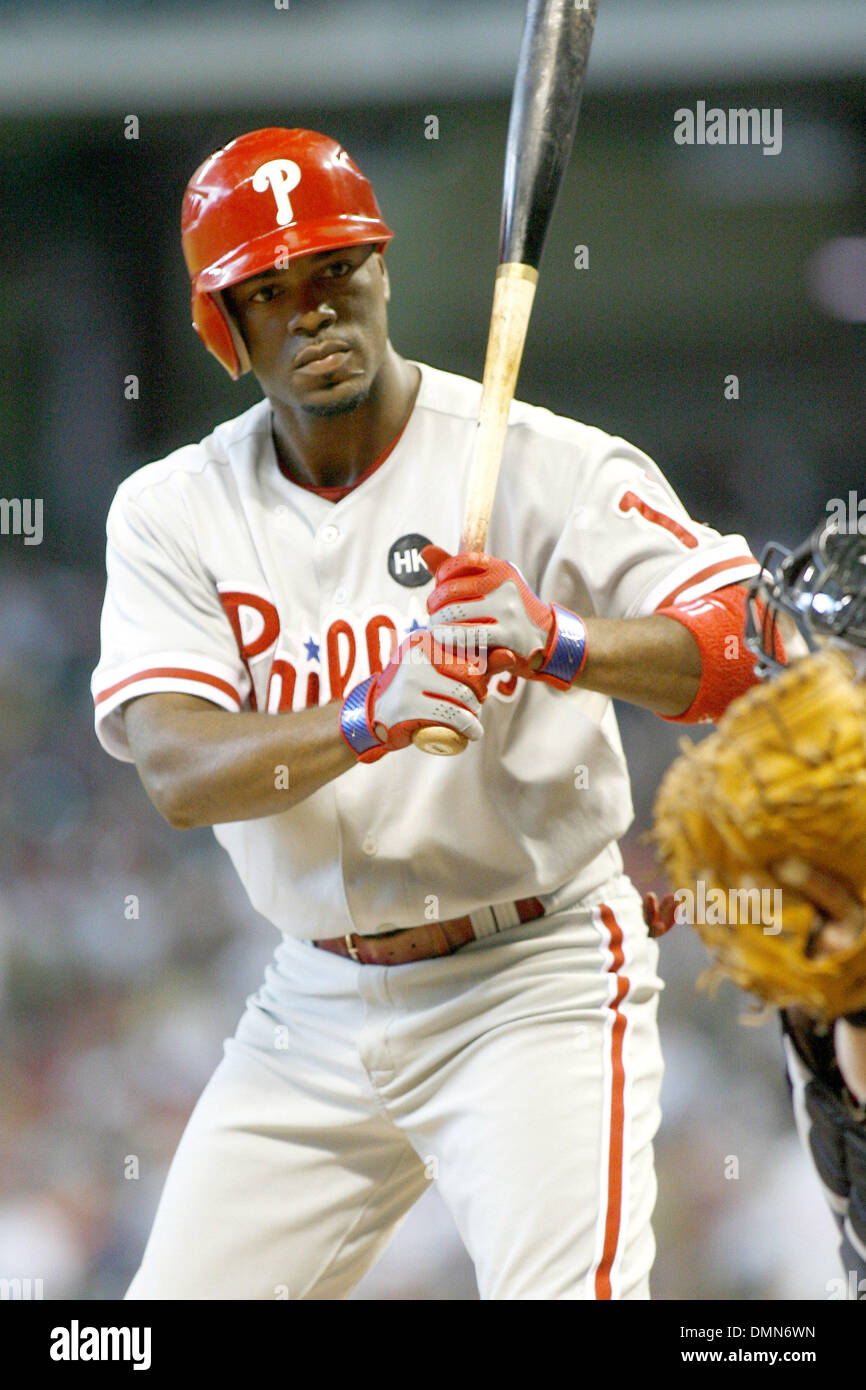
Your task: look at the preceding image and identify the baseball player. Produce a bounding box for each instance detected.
[91,127,765,1300]
[744,517,866,1296]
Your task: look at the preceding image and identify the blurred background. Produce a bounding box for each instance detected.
[0,0,864,1300]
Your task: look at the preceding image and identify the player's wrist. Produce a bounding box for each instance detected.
[339,675,389,763]
[533,603,588,690]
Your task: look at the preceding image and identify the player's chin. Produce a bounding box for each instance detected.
[296,379,373,419]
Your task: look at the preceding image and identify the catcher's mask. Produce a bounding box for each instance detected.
[746,514,866,676]
[181,128,394,379]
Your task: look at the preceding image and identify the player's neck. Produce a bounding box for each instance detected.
[270,351,420,491]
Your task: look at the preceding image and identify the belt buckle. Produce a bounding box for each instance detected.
[344,934,362,963]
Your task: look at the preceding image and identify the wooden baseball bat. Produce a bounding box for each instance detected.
[414,0,600,757]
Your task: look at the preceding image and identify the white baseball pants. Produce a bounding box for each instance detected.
[125,875,663,1300]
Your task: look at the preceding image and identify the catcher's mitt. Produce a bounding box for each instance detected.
[651,648,866,1020]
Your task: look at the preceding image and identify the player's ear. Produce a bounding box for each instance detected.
[376,254,391,304]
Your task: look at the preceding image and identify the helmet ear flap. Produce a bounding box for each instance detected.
[191,289,251,379]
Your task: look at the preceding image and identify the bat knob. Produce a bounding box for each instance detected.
[412,727,469,757]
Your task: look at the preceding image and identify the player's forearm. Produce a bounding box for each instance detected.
[834,1020,866,1105]
[573,615,702,715]
[123,697,355,828]
[425,552,707,717]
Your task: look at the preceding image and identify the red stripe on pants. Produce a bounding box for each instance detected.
[594,903,630,1300]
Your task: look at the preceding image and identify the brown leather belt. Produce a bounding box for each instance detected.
[314,896,546,967]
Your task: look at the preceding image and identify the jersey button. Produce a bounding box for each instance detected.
[362,836,378,856]
[320,524,340,544]
[334,586,348,604]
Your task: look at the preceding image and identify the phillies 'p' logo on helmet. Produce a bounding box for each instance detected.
[181,128,394,379]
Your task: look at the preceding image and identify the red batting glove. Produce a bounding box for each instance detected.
[422,545,588,691]
[339,628,490,763]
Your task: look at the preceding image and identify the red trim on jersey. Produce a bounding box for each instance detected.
[618,490,698,548]
[595,903,630,1301]
[94,667,241,707]
[654,555,757,611]
[276,415,412,502]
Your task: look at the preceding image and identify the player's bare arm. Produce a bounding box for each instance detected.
[565,612,701,715]
[833,1018,866,1105]
[123,694,354,828]
[123,629,489,828]
[423,545,754,719]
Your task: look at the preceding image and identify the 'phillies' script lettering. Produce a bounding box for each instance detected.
[216,586,517,712]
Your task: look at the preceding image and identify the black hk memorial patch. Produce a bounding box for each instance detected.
[388,534,433,588]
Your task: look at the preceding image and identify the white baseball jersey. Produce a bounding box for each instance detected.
[92,361,758,940]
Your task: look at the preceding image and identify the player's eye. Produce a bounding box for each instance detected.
[319,261,354,280]
[248,284,282,304]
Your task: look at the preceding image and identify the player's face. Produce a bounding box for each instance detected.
[223,245,391,418]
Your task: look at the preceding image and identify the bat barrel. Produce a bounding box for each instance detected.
[500,0,600,269]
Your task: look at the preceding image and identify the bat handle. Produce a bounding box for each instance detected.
[410,651,518,756]
[412,726,469,757]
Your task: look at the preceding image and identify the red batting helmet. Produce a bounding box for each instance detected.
[181,128,394,378]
